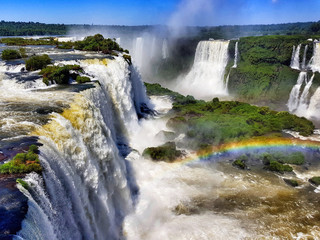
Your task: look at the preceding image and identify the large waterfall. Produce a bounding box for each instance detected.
[6,55,151,240]
[174,40,230,100]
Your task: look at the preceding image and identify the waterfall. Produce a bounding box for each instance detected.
[232,41,239,68]
[290,44,301,70]
[133,37,144,69]
[116,38,121,45]
[310,42,320,73]
[301,45,308,70]
[175,40,230,100]
[295,74,315,116]
[287,72,307,112]
[13,57,151,240]
[162,39,169,59]
[307,86,320,119]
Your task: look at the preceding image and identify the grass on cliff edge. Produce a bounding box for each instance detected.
[145,82,314,149]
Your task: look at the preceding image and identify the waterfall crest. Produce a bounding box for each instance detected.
[174,40,230,100]
[290,44,301,70]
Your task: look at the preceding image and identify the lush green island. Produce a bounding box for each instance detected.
[144,82,314,158]
[0,145,42,174]
[1,48,27,60]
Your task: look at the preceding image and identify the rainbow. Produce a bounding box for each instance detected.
[180,137,320,165]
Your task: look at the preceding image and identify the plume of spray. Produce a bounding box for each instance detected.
[167,0,216,38]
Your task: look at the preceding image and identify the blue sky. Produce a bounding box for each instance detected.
[0,0,319,26]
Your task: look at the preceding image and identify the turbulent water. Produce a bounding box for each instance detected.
[173,40,230,100]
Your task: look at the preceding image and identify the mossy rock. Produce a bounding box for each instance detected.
[283,178,299,187]
[143,142,183,162]
[16,179,29,189]
[309,177,320,186]
[232,155,248,170]
[264,160,293,173]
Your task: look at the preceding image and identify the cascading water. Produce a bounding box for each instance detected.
[174,40,230,100]
[133,37,144,70]
[310,42,320,72]
[287,72,307,112]
[290,44,301,70]
[162,39,169,59]
[0,53,152,240]
[288,42,320,119]
[232,41,239,68]
[301,45,308,70]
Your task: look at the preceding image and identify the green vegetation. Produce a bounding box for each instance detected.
[39,65,86,85]
[168,97,314,148]
[123,54,132,64]
[0,37,58,46]
[16,178,29,189]
[144,83,314,149]
[227,35,320,104]
[1,49,22,60]
[144,82,197,105]
[0,21,66,36]
[73,34,125,53]
[283,178,299,187]
[0,145,42,174]
[232,155,248,169]
[260,152,305,165]
[309,177,320,186]
[264,160,293,173]
[25,54,52,71]
[143,142,183,162]
[76,76,91,84]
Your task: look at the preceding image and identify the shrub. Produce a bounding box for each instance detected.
[1,49,22,60]
[143,142,183,162]
[0,145,42,174]
[264,160,293,173]
[40,65,83,85]
[25,54,51,71]
[123,54,132,64]
[309,177,320,186]
[76,76,91,83]
[16,178,29,189]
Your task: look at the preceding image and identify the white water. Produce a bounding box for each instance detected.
[310,42,320,72]
[291,44,301,70]
[133,37,144,70]
[301,45,308,70]
[173,40,230,100]
[123,96,250,240]
[7,56,151,240]
[288,42,320,119]
[287,72,307,112]
[232,41,239,68]
[162,39,169,59]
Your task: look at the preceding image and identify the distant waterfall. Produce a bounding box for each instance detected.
[162,39,169,59]
[175,40,230,100]
[232,41,239,68]
[133,37,144,69]
[287,72,307,112]
[310,42,320,73]
[116,37,121,45]
[290,44,301,70]
[301,45,308,70]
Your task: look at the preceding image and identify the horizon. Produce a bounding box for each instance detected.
[0,0,319,26]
